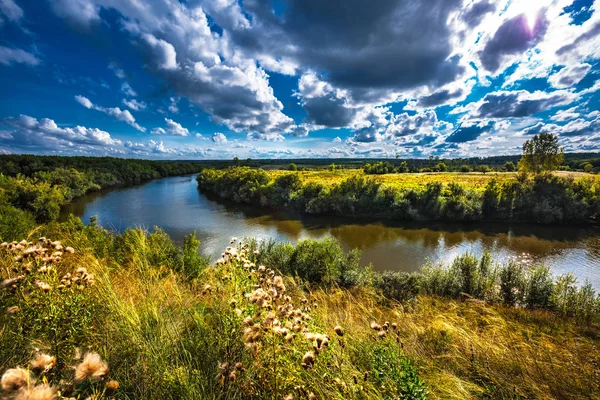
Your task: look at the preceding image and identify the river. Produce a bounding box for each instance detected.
[60,174,600,288]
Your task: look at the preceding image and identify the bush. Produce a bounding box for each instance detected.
[375,271,422,302]
[370,342,428,400]
[499,262,526,306]
[181,231,209,279]
[0,203,35,242]
[525,265,554,309]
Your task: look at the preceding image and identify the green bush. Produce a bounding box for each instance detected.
[375,271,422,302]
[499,262,526,306]
[370,342,428,400]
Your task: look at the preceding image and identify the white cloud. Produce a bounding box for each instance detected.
[74,95,146,132]
[122,98,146,111]
[108,62,126,79]
[0,46,39,66]
[0,0,23,22]
[548,63,592,88]
[212,132,227,144]
[121,82,137,97]
[151,118,189,136]
[142,33,178,70]
[2,114,121,153]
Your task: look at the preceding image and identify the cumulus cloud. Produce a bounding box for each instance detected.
[523,118,600,138]
[446,121,495,143]
[74,95,145,132]
[548,63,592,88]
[1,114,121,153]
[212,132,227,144]
[455,90,576,120]
[479,13,549,73]
[142,33,178,70]
[0,46,39,66]
[151,118,189,136]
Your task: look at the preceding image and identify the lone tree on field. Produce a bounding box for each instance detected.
[519,133,564,174]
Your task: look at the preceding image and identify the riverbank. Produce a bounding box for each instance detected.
[1,221,599,399]
[197,167,600,225]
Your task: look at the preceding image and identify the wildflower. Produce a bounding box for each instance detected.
[17,384,56,400]
[105,380,119,394]
[301,351,315,369]
[228,370,237,382]
[1,368,32,391]
[234,362,244,370]
[34,280,52,292]
[253,250,259,255]
[308,392,317,399]
[284,395,294,400]
[75,353,109,382]
[273,276,285,291]
[334,325,344,337]
[391,322,398,330]
[30,354,56,373]
[2,276,24,288]
[218,362,229,374]
[65,246,75,254]
[383,321,390,330]
[370,321,382,331]
[377,330,387,338]
[6,306,20,315]
[201,284,212,294]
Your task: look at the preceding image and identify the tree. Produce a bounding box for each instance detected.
[436,162,448,172]
[519,133,564,174]
[504,161,515,172]
[288,163,298,171]
[479,165,491,174]
[584,163,594,173]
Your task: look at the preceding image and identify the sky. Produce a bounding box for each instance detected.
[0,0,599,160]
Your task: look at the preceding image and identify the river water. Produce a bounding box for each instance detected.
[60,174,600,288]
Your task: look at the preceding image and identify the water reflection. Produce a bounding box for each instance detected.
[60,175,600,288]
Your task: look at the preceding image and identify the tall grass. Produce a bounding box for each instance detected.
[1,221,600,399]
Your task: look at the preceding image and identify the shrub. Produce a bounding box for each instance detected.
[374,271,422,302]
[370,342,428,400]
[499,262,526,306]
[525,265,554,309]
[181,231,209,279]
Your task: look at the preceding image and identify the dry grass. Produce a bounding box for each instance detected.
[2,228,599,399]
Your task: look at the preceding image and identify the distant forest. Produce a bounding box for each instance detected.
[2,152,600,177]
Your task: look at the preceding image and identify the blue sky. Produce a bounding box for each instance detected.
[0,0,599,159]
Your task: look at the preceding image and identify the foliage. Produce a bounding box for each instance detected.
[370,342,428,400]
[519,133,565,174]
[198,167,600,224]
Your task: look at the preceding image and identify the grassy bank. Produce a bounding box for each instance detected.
[1,219,599,399]
[197,167,600,224]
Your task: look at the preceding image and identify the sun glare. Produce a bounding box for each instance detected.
[522,2,540,31]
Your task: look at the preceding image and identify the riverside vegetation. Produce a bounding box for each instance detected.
[1,149,600,399]
[197,166,600,224]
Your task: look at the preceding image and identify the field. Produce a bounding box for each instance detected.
[269,170,593,193]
